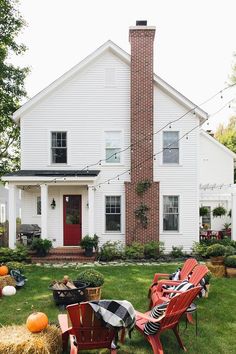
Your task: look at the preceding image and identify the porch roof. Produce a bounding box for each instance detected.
[4,170,100,177]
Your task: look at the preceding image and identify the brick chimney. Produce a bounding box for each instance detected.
[125,21,160,245]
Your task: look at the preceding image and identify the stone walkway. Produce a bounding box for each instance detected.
[33,260,181,268]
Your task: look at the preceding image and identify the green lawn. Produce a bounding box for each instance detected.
[1,264,236,354]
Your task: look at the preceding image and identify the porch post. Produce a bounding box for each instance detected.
[88,186,95,235]
[8,184,17,248]
[231,190,236,241]
[40,184,48,239]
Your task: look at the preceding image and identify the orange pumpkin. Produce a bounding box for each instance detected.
[0,265,8,276]
[26,312,48,333]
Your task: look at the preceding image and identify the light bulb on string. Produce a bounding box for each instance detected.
[220,91,223,99]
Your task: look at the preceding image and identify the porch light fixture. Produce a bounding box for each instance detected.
[51,198,56,209]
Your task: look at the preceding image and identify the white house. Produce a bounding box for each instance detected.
[199,130,236,235]
[3,21,235,251]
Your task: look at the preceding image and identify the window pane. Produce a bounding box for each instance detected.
[163,196,179,231]
[106,214,121,231]
[105,148,121,163]
[202,206,211,228]
[37,197,41,215]
[51,131,67,164]
[105,196,121,231]
[163,132,179,164]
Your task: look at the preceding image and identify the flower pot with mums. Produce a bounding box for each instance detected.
[206,244,227,265]
[77,269,104,301]
[224,255,236,278]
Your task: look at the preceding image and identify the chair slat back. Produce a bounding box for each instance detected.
[160,286,201,331]
[66,302,116,350]
[188,264,209,286]
[179,258,198,280]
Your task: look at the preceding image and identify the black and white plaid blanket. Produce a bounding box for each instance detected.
[89,300,136,332]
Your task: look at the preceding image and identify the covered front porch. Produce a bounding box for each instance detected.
[3,170,100,248]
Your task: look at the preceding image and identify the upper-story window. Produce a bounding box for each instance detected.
[163,131,179,164]
[105,131,122,163]
[51,132,67,164]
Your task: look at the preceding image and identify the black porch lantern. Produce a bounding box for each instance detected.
[51,198,56,209]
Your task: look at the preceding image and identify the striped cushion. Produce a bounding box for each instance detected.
[144,302,168,335]
[169,280,194,298]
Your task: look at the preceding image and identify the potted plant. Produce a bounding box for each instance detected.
[199,206,209,217]
[77,269,104,300]
[80,234,98,257]
[212,206,227,218]
[31,238,52,257]
[206,244,227,265]
[224,256,236,278]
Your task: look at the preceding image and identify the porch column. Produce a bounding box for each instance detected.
[8,184,17,248]
[40,184,48,239]
[88,186,95,235]
[231,190,236,241]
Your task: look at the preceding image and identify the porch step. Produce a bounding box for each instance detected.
[30,247,96,263]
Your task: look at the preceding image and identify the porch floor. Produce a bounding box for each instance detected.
[30,247,96,263]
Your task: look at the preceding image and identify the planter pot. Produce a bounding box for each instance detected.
[210,256,224,265]
[226,267,236,278]
[84,247,93,257]
[36,249,48,257]
[85,286,101,301]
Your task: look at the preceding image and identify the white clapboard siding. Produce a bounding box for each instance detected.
[153,86,200,251]
[199,131,234,185]
[21,50,130,171]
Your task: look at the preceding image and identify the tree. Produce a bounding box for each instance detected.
[215,116,236,182]
[0,0,29,178]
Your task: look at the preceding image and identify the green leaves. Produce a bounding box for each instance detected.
[0,0,29,178]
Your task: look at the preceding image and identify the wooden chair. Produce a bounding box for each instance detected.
[135,286,202,354]
[150,264,209,324]
[58,302,117,354]
[149,258,198,307]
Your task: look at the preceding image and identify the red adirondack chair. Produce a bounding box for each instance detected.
[58,302,118,354]
[149,258,198,307]
[150,264,209,323]
[136,286,202,354]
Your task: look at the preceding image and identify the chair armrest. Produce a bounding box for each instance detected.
[152,273,170,284]
[58,314,70,333]
[135,311,165,323]
[58,314,70,352]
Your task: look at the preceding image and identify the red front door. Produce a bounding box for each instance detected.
[63,195,82,246]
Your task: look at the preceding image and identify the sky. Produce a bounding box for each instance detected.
[11,0,236,131]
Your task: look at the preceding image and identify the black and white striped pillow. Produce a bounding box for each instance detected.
[169,280,194,298]
[144,302,168,335]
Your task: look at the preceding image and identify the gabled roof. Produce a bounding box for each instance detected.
[200,129,236,159]
[13,40,208,122]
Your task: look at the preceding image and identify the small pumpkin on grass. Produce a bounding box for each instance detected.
[0,265,9,276]
[26,312,48,333]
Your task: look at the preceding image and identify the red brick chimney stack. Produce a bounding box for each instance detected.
[125,21,159,245]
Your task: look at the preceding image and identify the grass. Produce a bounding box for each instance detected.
[0,263,236,353]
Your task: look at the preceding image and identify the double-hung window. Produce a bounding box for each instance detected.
[105,196,121,232]
[163,131,179,164]
[163,196,179,231]
[105,131,121,163]
[202,206,211,228]
[51,132,67,164]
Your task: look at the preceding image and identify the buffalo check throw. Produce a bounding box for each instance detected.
[89,300,136,334]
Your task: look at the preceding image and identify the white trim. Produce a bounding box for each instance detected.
[2,176,98,182]
[200,130,236,159]
[13,41,208,123]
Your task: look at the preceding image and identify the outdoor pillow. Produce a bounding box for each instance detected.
[169,279,194,298]
[143,302,168,335]
[169,268,181,281]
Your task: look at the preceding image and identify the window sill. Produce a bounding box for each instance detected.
[102,163,124,167]
[47,164,70,167]
[162,231,182,234]
[160,164,182,167]
[102,232,124,235]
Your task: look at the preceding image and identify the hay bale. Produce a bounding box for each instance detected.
[206,262,226,278]
[0,325,62,354]
[0,275,16,288]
